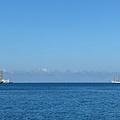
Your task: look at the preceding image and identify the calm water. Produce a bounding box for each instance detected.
[0,83,120,120]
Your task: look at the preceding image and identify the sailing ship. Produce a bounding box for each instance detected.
[0,70,12,83]
[111,76,120,83]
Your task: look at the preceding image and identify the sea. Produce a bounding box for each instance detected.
[0,83,120,120]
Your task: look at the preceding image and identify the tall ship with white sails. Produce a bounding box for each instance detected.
[0,70,12,83]
[111,76,120,83]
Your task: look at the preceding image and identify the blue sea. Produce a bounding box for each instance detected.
[0,83,120,120]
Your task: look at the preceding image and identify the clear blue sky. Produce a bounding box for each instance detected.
[1,0,120,72]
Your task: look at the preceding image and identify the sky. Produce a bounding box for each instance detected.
[0,0,120,82]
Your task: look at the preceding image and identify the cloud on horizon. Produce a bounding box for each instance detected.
[0,69,7,72]
[1,69,117,83]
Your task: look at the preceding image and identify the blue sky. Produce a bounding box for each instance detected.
[0,0,120,82]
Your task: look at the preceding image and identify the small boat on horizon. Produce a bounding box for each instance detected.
[0,70,12,84]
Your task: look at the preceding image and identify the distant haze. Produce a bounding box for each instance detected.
[1,69,118,83]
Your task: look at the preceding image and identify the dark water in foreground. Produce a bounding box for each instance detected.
[0,83,120,120]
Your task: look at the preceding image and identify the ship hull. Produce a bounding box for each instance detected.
[111,81,120,83]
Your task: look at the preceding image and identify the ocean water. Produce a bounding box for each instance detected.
[0,83,120,120]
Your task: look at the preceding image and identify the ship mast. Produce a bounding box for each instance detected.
[0,70,3,81]
[113,76,115,81]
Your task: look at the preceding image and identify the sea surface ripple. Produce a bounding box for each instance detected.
[0,83,120,120]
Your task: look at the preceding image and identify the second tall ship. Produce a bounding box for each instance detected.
[0,71,12,84]
[111,76,120,83]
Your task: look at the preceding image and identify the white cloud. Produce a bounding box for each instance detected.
[41,68,48,72]
[0,69,7,72]
[36,68,48,72]
[59,69,79,73]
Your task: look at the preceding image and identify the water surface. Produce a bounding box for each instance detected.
[0,83,120,120]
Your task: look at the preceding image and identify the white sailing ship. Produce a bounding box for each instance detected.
[111,76,120,83]
[0,70,12,83]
